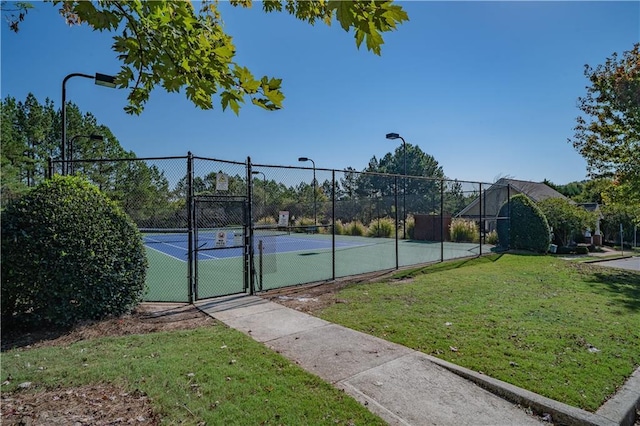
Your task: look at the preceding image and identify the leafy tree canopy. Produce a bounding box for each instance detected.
[569,43,640,203]
[4,0,408,115]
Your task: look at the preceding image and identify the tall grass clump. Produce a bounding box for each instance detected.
[333,220,345,235]
[405,215,415,239]
[295,216,315,227]
[367,217,395,238]
[256,216,276,226]
[450,219,479,243]
[485,229,499,245]
[345,221,366,236]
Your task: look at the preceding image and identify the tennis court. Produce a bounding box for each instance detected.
[143,229,366,262]
[142,228,492,302]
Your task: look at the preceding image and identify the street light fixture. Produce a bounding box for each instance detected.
[68,134,104,174]
[386,132,407,239]
[252,171,267,217]
[61,72,116,174]
[298,157,317,225]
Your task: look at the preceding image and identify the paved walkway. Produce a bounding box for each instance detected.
[592,256,640,272]
[195,295,630,426]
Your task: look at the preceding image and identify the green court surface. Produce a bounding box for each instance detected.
[144,233,493,302]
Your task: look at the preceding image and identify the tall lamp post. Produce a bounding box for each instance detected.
[62,72,116,175]
[298,157,317,225]
[386,133,407,239]
[251,171,267,218]
[68,134,104,174]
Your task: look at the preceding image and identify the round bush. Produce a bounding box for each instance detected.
[497,194,551,253]
[575,246,590,255]
[1,175,148,329]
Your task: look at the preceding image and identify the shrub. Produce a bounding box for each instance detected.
[537,198,596,246]
[449,219,479,243]
[1,175,148,329]
[405,215,415,239]
[485,230,499,245]
[367,217,395,238]
[575,246,589,255]
[345,221,366,236]
[333,220,345,235]
[556,246,573,254]
[296,216,315,227]
[497,194,551,253]
[256,216,276,226]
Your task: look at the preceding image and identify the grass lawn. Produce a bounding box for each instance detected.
[1,325,384,425]
[316,253,640,412]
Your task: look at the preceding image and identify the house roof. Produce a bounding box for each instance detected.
[456,178,567,217]
[494,178,567,203]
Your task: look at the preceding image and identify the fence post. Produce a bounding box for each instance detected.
[395,175,399,270]
[332,170,336,280]
[479,182,483,256]
[187,152,195,304]
[440,179,444,263]
[507,184,511,250]
[47,157,53,179]
[247,157,255,295]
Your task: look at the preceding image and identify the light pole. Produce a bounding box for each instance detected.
[298,157,317,225]
[386,132,407,239]
[62,72,116,175]
[68,134,104,174]
[252,171,267,218]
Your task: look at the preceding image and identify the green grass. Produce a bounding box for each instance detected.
[316,254,640,412]
[1,325,384,425]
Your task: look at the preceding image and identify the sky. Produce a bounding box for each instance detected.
[1,1,639,185]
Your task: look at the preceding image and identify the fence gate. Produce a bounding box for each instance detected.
[193,195,250,300]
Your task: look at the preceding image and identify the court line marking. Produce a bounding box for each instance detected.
[144,243,185,262]
[145,240,222,261]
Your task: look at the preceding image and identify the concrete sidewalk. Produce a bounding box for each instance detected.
[196,295,632,426]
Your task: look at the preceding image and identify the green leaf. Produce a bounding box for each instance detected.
[331,1,353,31]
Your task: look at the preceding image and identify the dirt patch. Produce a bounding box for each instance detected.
[261,270,397,313]
[1,303,214,352]
[1,303,213,425]
[1,383,159,425]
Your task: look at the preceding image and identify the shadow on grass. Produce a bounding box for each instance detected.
[393,253,504,279]
[587,269,640,311]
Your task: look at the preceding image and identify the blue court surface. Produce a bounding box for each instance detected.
[143,231,366,262]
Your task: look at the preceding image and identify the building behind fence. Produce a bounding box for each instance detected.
[50,154,514,303]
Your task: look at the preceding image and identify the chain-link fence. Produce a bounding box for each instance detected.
[51,154,509,302]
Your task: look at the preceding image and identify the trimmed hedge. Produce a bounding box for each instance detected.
[1,175,148,329]
[497,194,551,253]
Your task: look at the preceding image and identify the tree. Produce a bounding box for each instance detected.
[537,198,596,246]
[372,143,445,215]
[569,43,640,203]
[4,1,408,115]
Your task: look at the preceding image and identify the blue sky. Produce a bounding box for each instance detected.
[2,1,638,185]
